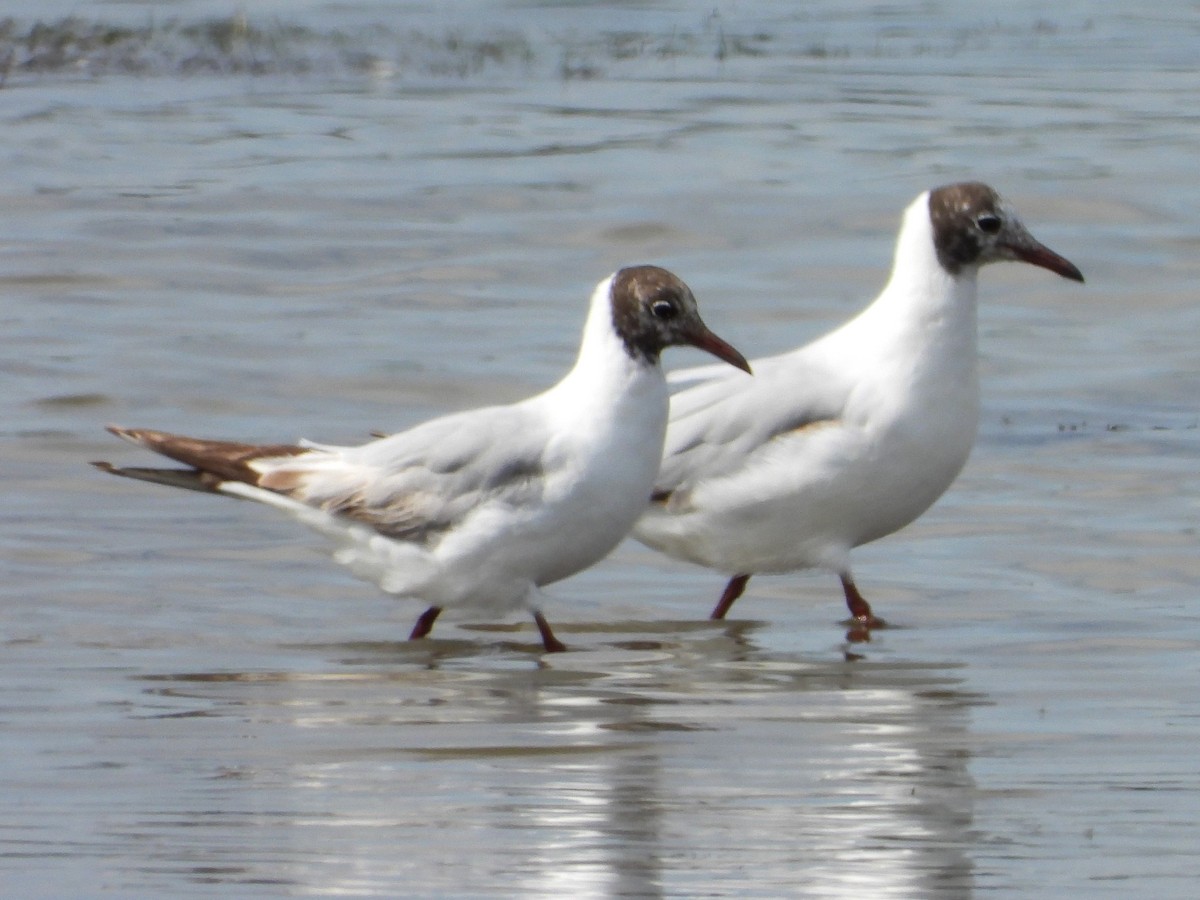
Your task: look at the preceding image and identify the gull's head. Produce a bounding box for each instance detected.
[606,265,751,373]
[928,182,1084,283]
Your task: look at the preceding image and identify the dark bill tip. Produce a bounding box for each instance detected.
[1012,242,1085,283]
[687,327,752,374]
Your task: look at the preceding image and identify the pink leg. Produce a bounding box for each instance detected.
[409,606,442,640]
[710,573,751,620]
[533,611,567,653]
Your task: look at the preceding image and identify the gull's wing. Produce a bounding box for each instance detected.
[99,405,553,547]
[652,352,855,501]
[286,406,552,544]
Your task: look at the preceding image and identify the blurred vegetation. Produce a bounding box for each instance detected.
[0,14,785,86]
[0,15,542,83]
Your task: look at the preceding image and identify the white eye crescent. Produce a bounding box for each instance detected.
[976,213,1002,234]
[651,299,679,320]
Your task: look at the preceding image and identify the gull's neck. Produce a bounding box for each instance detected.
[873,190,980,328]
[826,191,980,403]
[543,276,664,417]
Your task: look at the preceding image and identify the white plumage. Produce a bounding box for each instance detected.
[97,266,750,651]
[634,183,1084,639]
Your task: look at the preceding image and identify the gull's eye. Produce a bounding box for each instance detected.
[650,298,679,320]
[976,213,1002,234]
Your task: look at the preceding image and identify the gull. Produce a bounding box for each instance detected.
[633,182,1084,639]
[94,265,750,652]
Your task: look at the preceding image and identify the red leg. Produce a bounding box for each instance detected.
[409,606,442,640]
[839,574,873,621]
[710,573,751,620]
[533,611,567,653]
[839,573,886,642]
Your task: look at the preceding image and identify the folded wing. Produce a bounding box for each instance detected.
[99,406,553,548]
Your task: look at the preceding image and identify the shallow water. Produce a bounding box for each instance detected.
[3,2,1200,897]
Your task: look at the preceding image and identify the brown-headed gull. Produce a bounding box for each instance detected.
[633,183,1084,640]
[94,265,750,652]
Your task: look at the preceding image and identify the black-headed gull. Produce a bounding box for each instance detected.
[633,183,1084,640]
[94,266,750,652]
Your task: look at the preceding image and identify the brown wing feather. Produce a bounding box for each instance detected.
[105,425,307,487]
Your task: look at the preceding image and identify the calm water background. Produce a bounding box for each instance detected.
[4,1,1199,897]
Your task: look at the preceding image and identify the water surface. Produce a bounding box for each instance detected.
[3,2,1199,897]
